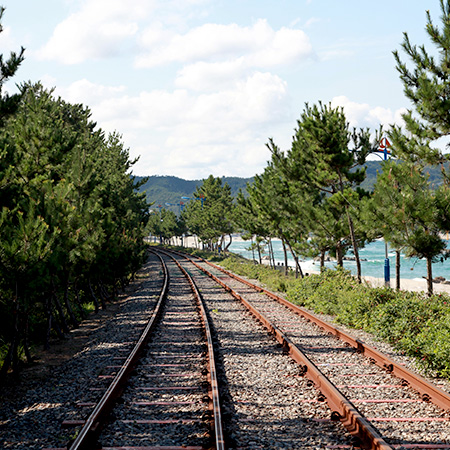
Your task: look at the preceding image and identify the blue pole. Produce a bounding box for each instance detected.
[382,139,390,286]
[384,253,390,284]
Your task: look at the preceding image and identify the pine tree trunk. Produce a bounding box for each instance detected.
[396,250,401,290]
[0,303,19,380]
[23,314,33,364]
[346,208,362,283]
[96,281,107,309]
[285,238,304,279]
[267,239,272,267]
[336,243,344,267]
[268,238,275,268]
[320,250,326,272]
[52,293,70,334]
[426,256,433,297]
[63,281,79,328]
[88,279,100,313]
[11,326,20,374]
[100,279,110,302]
[73,285,87,320]
[45,295,64,342]
[44,297,53,350]
[51,306,65,339]
[225,233,232,252]
[281,237,288,276]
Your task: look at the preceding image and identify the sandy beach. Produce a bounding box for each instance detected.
[362,275,450,294]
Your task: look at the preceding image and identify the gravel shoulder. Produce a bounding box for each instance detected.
[0,255,162,450]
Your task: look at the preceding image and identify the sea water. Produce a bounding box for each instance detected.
[228,238,450,281]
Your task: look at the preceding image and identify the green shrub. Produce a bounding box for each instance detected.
[418,315,450,377]
[220,256,450,379]
[287,268,357,316]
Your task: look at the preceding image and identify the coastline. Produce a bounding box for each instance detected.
[164,235,450,295]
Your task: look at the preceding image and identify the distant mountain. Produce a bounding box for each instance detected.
[134,175,253,213]
[358,160,447,192]
[135,161,447,214]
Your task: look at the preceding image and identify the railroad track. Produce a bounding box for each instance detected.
[42,247,450,449]
[165,248,450,450]
[45,249,224,450]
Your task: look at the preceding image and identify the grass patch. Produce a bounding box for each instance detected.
[82,302,97,315]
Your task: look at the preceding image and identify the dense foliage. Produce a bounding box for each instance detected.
[232,2,450,296]
[136,163,448,213]
[0,82,149,377]
[181,175,235,251]
[233,104,380,282]
[287,268,450,378]
[4,0,450,381]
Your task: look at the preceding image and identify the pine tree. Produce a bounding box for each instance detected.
[281,102,378,282]
[387,1,450,293]
[368,160,446,296]
[183,175,234,250]
[0,82,149,376]
[0,7,25,125]
[393,0,450,151]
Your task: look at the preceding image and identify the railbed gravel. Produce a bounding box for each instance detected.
[2,251,450,449]
[0,254,162,450]
[175,255,356,449]
[191,257,450,446]
[98,255,212,448]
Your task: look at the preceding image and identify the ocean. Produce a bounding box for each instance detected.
[228,238,450,282]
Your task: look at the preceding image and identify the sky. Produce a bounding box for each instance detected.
[0,0,443,179]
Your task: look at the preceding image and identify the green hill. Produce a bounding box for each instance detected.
[135,162,447,214]
[358,160,447,192]
[135,175,252,213]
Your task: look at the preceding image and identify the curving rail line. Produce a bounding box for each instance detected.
[66,250,170,450]
[160,249,225,450]
[168,248,450,450]
[46,250,224,450]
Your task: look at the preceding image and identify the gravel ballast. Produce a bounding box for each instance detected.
[2,251,450,449]
[0,255,162,450]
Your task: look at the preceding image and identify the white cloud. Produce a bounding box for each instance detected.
[304,17,321,28]
[136,19,313,68]
[175,59,247,91]
[55,73,290,178]
[37,0,156,64]
[0,26,17,52]
[57,78,127,104]
[331,95,405,129]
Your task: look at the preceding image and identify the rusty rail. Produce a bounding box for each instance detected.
[67,250,169,450]
[158,249,225,450]
[180,252,392,450]
[200,257,450,413]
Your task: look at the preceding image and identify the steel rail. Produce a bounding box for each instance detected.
[197,257,450,413]
[178,252,392,450]
[158,249,225,450]
[68,250,169,450]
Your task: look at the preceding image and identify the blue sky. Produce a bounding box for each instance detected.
[0,0,442,179]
